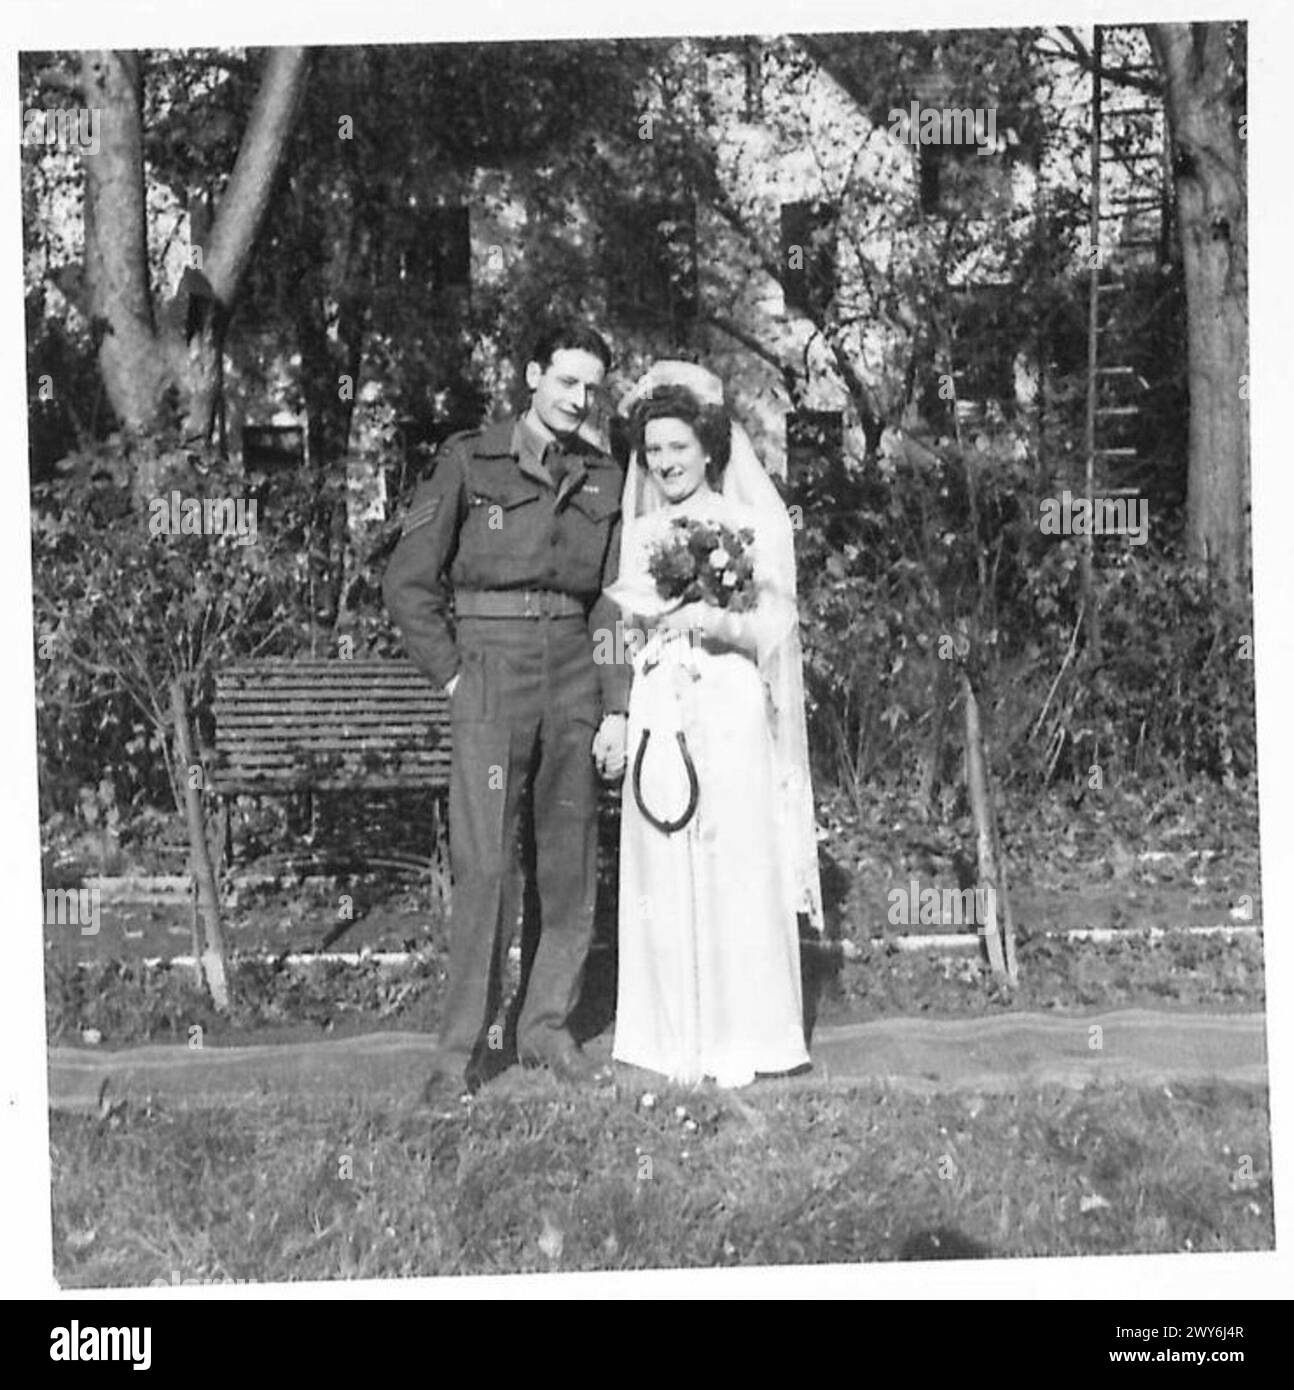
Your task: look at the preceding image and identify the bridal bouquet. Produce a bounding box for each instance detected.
[646,517,758,612]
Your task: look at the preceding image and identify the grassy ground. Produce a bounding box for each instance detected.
[49,1072,1273,1286]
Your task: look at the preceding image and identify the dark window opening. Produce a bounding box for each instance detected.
[948,285,1016,406]
[779,201,837,318]
[401,205,471,294]
[605,197,698,337]
[242,423,308,533]
[918,141,1012,219]
[242,423,306,473]
[786,409,844,476]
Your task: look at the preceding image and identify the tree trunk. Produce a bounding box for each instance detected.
[81,52,173,430]
[79,48,310,452]
[1148,23,1249,592]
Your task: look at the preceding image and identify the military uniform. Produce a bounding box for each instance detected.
[383,416,629,1081]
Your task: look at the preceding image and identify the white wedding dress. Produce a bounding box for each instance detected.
[610,491,811,1088]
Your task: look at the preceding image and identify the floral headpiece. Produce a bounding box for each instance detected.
[621,360,725,413]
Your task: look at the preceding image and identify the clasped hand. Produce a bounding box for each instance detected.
[656,601,716,636]
[592,712,628,781]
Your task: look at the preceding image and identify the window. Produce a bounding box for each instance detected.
[918,141,1012,219]
[916,285,1017,434]
[400,205,471,294]
[242,423,309,531]
[242,423,306,474]
[786,409,844,476]
[948,285,1016,406]
[779,201,836,319]
[605,197,698,335]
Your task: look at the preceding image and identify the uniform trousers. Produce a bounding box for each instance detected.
[436,612,601,1075]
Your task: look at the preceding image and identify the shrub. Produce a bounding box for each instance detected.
[791,436,1255,803]
[31,431,404,818]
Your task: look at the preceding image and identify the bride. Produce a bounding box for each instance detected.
[606,362,823,1088]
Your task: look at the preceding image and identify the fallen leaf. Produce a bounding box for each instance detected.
[538,1210,564,1265]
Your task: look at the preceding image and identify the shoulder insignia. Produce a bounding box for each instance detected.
[440,427,482,449]
[468,420,517,459]
[427,427,482,467]
[401,497,441,536]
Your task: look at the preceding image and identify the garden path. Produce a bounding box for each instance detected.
[46,1008,1267,1112]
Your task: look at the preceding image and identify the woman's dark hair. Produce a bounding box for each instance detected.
[627,384,732,486]
[527,321,613,374]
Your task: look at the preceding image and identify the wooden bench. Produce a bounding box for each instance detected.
[210,658,451,869]
[209,656,622,876]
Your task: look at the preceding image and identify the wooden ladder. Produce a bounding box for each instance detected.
[1082,23,1167,657]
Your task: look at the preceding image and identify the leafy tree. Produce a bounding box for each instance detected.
[28,48,309,457]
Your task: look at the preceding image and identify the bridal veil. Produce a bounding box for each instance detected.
[612,360,824,932]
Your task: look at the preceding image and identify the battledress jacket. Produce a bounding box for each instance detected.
[382,417,631,714]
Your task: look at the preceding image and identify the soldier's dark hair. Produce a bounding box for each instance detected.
[527,321,613,374]
[627,384,732,487]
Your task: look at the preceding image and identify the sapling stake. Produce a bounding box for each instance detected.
[962,671,1017,988]
[172,677,230,1010]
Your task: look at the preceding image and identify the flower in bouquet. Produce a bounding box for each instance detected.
[646,517,757,611]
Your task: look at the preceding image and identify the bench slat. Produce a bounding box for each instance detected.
[218,676,442,684]
[215,700,447,711]
[218,702,441,709]
[215,721,446,734]
[216,754,448,767]
[220,669,438,684]
[215,687,445,697]
[214,749,446,759]
[217,738,445,749]
[215,777,447,791]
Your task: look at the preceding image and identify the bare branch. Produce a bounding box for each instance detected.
[202,48,311,306]
[699,312,796,380]
[1050,24,1164,96]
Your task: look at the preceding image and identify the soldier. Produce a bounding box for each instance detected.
[383,322,629,1100]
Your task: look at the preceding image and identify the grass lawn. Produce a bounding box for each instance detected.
[50,1072,1273,1286]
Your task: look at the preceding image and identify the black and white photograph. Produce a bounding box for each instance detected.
[3,0,1290,1306]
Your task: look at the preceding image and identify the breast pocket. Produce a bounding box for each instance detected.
[559,484,620,592]
[466,482,543,528]
[461,482,545,577]
[567,486,621,566]
[568,486,620,528]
